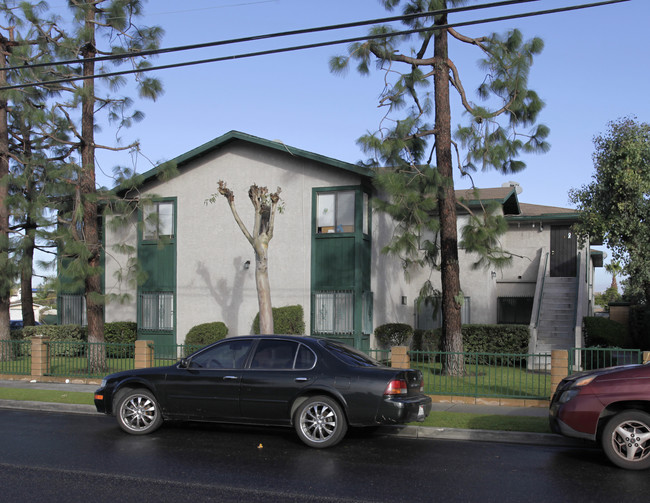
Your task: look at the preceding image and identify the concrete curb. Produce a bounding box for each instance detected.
[0,399,99,415]
[0,399,588,447]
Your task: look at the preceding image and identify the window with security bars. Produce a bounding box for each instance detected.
[59,294,87,326]
[314,291,354,334]
[415,296,471,330]
[497,297,533,324]
[140,292,174,331]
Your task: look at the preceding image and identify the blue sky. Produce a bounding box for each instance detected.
[79,0,646,292]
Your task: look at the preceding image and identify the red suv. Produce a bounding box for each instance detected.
[550,362,650,470]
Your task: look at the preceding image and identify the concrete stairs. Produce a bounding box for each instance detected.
[535,277,577,354]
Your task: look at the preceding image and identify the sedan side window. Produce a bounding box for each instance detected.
[250,340,299,370]
[190,339,253,369]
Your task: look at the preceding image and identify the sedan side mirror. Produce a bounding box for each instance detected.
[179,358,190,369]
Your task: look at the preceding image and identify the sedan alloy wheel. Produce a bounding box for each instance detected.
[116,389,163,435]
[295,396,347,448]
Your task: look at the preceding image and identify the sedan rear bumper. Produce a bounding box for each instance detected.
[376,395,433,424]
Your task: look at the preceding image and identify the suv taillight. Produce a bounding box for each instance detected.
[384,379,408,395]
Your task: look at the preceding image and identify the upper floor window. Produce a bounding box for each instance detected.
[143,201,174,240]
[317,191,355,234]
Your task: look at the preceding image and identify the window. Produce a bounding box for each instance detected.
[140,292,174,331]
[314,291,354,334]
[497,297,533,324]
[415,296,471,330]
[190,339,253,369]
[249,340,316,370]
[317,191,355,233]
[60,294,86,326]
[143,201,174,240]
[320,340,379,367]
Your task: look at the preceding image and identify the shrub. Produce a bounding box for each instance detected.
[375,323,413,349]
[185,322,228,346]
[20,324,88,356]
[583,317,628,348]
[252,305,305,335]
[104,322,138,357]
[411,329,441,352]
[461,324,530,354]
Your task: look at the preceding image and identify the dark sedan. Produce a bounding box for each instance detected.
[95,335,432,448]
[550,362,650,470]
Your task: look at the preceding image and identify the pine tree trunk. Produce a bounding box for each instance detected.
[0,37,11,360]
[20,222,36,326]
[433,9,464,376]
[81,7,105,372]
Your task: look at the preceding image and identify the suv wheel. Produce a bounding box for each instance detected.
[601,410,650,470]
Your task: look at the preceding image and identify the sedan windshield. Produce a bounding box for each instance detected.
[319,340,380,367]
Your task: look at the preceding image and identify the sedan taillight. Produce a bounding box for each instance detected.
[384,379,408,395]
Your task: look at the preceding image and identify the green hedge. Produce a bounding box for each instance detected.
[252,305,305,335]
[460,324,530,354]
[583,316,628,348]
[412,329,442,352]
[375,323,413,348]
[185,322,228,346]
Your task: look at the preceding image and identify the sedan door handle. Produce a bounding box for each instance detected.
[295,377,309,382]
[224,375,239,380]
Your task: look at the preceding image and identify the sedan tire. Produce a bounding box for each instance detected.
[115,389,163,435]
[601,410,650,470]
[294,395,347,448]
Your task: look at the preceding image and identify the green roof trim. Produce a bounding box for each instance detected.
[505,212,579,222]
[127,130,373,190]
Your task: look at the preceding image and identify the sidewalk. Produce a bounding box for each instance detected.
[0,378,582,447]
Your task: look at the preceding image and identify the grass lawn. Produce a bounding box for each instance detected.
[0,387,95,405]
[412,411,550,433]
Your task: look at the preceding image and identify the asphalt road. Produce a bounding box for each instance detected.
[1,409,649,503]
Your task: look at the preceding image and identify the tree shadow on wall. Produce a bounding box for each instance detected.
[195,257,249,335]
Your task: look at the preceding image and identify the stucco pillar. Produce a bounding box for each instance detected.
[551,349,568,396]
[31,336,50,377]
[390,346,410,369]
[134,340,154,369]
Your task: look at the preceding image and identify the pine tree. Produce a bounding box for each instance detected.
[331,1,548,375]
[49,0,163,371]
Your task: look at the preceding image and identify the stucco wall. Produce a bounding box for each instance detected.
[105,141,364,342]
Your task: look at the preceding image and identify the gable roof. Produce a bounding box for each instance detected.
[127,130,373,191]
[455,186,520,215]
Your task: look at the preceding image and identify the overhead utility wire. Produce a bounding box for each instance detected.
[3,0,544,72]
[0,0,629,91]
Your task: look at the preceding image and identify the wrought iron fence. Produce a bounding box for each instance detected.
[0,339,31,375]
[46,341,135,378]
[569,347,642,374]
[409,350,552,400]
[367,348,391,364]
[151,344,204,367]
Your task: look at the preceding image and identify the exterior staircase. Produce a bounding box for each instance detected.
[534,277,577,354]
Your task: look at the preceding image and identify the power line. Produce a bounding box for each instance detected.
[0,0,629,91]
[2,0,545,72]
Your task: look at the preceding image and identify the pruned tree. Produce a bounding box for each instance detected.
[208,181,282,335]
[331,1,548,375]
[570,117,650,304]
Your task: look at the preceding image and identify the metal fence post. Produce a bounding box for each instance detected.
[551,349,568,397]
[135,340,154,369]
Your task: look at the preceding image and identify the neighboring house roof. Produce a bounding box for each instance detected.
[122,130,373,194]
[509,202,579,222]
[455,187,520,215]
